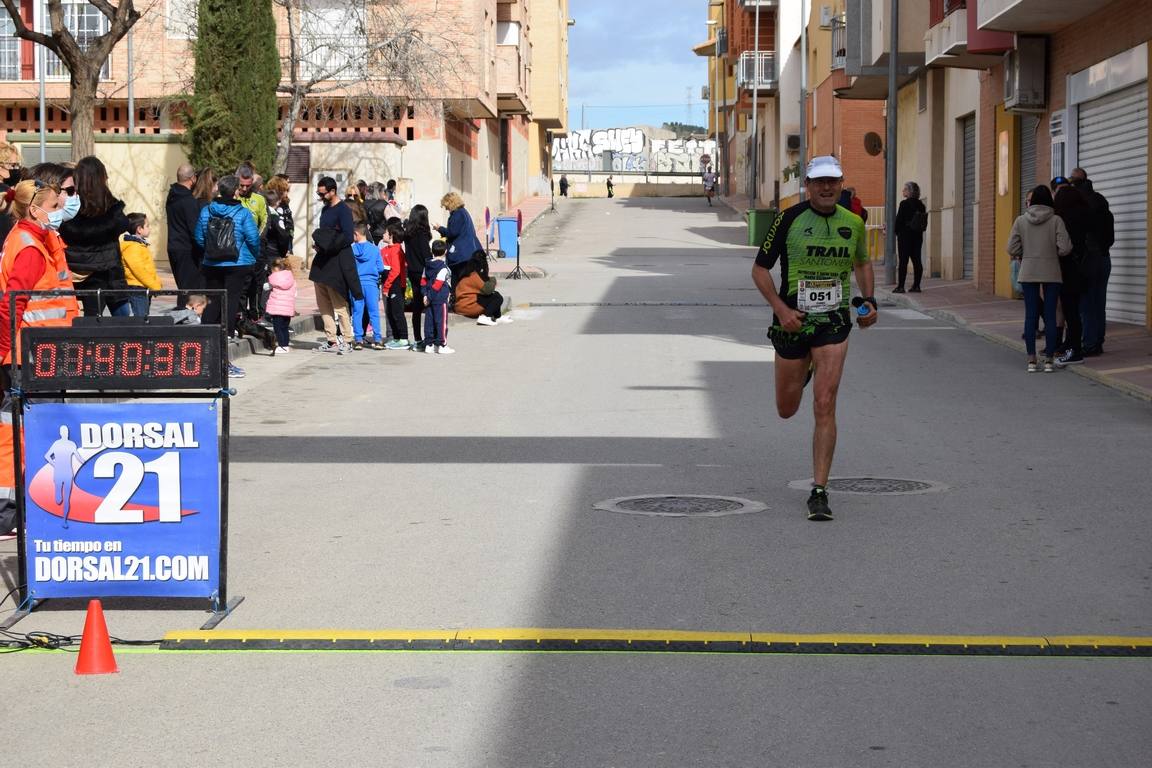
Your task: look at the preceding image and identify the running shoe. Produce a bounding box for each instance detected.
[496,315,514,324]
[1027,360,1039,373]
[352,341,364,351]
[386,339,410,350]
[476,315,497,326]
[227,363,246,379]
[1043,357,1055,373]
[1054,350,1084,367]
[437,345,456,355]
[807,488,833,521]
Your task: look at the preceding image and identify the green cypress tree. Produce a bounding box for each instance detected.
[186,0,281,174]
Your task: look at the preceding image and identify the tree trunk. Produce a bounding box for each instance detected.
[68,64,100,160]
[273,88,305,175]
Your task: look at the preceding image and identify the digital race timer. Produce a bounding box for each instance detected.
[20,325,224,391]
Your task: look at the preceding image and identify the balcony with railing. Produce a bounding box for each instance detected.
[736,50,776,92]
[279,35,369,83]
[926,0,1009,68]
[831,15,847,69]
[496,41,531,114]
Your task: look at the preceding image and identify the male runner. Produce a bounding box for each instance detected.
[751,156,877,521]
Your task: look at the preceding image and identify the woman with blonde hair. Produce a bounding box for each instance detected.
[436,191,483,288]
[0,179,80,366]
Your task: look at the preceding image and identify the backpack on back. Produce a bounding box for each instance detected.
[909,208,929,232]
[205,212,239,261]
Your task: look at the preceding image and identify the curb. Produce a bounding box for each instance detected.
[879,289,1152,404]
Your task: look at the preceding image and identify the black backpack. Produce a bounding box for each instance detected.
[909,207,928,232]
[205,213,239,260]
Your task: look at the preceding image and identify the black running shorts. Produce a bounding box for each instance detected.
[767,310,853,360]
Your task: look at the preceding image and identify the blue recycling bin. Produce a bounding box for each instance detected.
[496,216,519,262]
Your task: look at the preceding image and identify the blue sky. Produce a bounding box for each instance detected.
[566,0,710,131]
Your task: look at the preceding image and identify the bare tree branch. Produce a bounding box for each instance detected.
[270,0,461,172]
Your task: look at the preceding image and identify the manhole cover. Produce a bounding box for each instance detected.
[594,495,768,518]
[788,477,948,496]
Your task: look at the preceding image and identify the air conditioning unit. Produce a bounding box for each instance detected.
[786,134,801,151]
[819,5,833,29]
[1004,35,1047,113]
[701,85,710,100]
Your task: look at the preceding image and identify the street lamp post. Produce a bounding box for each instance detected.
[884,0,899,285]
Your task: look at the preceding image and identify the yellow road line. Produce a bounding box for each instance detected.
[158,628,1152,656]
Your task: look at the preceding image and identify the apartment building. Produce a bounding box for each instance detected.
[0,0,569,254]
[704,0,1150,330]
[912,0,1147,327]
[696,0,794,208]
[697,1,885,214]
[805,1,886,209]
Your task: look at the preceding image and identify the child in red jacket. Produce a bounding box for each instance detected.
[381,223,410,349]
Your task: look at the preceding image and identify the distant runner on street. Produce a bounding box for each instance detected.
[702,167,718,206]
[751,155,877,521]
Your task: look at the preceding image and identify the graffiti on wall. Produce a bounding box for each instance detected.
[552,128,717,173]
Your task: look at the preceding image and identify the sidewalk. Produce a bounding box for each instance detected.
[878,279,1152,402]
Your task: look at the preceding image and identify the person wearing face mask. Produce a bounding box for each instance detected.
[57,156,133,317]
[0,180,81,370]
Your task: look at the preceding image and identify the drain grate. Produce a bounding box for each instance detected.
[594,495,767,518]
[788,477,948,496]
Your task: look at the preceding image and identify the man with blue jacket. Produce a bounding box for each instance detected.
[195,174,260,377]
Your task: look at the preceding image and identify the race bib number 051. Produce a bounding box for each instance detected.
[797,279,841,312]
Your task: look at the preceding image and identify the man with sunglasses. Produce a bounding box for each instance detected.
[751,156,877,522]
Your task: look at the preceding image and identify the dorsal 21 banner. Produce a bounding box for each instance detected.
[23,402,220,599]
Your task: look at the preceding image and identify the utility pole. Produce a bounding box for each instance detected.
[750,0,761,205]
[884,0,899,284]
[799,0,808,201]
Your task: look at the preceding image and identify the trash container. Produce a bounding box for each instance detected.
[496,216,519,262]
[747,208,779,248]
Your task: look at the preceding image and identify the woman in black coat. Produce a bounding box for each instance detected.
[403,204,433,349]
[893,181,927,293]
[58,156,131,316]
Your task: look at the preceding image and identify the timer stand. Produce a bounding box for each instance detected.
[1,289,245,631]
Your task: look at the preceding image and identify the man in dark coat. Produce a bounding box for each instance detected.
[1069,167,1115,356]
[165,163,204,302]
[309,177,362,353]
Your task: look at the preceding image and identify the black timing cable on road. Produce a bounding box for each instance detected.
[0,584,162,654]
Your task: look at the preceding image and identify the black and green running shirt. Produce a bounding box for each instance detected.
[754,202,869,323]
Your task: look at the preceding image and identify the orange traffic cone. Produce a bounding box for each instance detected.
[74,599,118,675]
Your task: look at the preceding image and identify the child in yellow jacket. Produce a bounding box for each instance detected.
[119,211,162,317]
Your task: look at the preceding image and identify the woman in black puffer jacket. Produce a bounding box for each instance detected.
[58,156,131,317]
[403,204,433,349]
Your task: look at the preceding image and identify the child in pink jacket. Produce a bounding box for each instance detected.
[265,257,297,354]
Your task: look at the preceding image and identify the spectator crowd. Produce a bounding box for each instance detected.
[0,141,513,380]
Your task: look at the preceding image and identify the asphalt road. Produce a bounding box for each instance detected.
[3,197,1150,766]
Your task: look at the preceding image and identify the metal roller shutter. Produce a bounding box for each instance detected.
[1018,115,1039,214]
[962,115,975,280]
[1078,84,1148,325]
